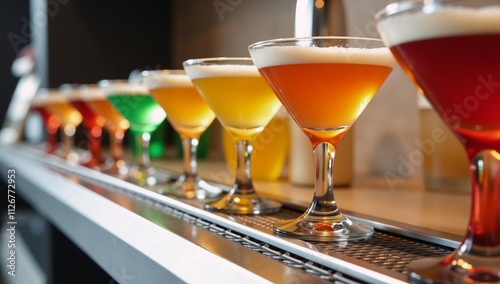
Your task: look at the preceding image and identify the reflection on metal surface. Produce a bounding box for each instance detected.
[15,145,462,284]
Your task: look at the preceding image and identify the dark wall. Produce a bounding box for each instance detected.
[1,0,173,126]
[46,0,173,87]
[0,0,31,127]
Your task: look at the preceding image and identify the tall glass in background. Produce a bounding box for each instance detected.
[144,70,222,199]
[221,106,290,181]
[44,89,83,163]
[30,91,61,154]
[80,84,130,177]
[419,95,470,194]
[376,1,500,282]
[99,79,170,187]
[183,57,282,214]
[249,37,395,241]
[60,84,106,168]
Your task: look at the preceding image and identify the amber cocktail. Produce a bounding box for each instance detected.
[249,37,395,241]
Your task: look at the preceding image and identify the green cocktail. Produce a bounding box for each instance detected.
[99,79,171,187]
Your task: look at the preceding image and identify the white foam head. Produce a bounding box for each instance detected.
[143,71,193,89]
[79,84,106,101]
[31,89,68,105]
[58,84,85,101]
[97,79,149,96]
[249,45,395,69]
[184,63,260,80]
[378,6,500,46]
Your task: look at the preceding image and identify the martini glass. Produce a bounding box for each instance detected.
[249,37,395,241]
[60,84,106,168]
[144,70,222,199]
[183,57,282,214]
[376,0,500,282]
[30,90,61,154]
[98,79,171,187]
[43,89,83,163]
[80,84,130,177]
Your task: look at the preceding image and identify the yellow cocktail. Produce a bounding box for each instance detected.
[189,72,280,141]
[145,70,221,199]
[184,57,282,214]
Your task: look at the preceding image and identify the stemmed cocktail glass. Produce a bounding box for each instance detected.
[30,90,61,154]
[249,37,395,241]
[98,79,171,187]
[376,0,500,282]
[44,89,83,163]
[183,57,282,214]
[80,84,130,177]
[60,84,107,169]
[144,70,222,199]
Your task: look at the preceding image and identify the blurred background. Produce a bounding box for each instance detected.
[1,0,419,179]
[1,0,420,283]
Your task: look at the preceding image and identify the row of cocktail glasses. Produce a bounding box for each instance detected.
[29,0,500,282]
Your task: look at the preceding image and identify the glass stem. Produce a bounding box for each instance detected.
[109,129,124,161]
[86,126,103,166]
[46,126,59,154]
[468,150,500,250]
[61,124,75,159]
[233,139,255,194]
[181,136,199,181]
[308,142,342,219]
[132,131,152,171]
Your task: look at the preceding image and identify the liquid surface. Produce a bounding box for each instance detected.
[185,64,281,141]
[107,94,166,133]
[250,46,394,146]
[379,5,500,156]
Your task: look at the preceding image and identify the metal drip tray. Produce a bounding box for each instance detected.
[14,146,461,284]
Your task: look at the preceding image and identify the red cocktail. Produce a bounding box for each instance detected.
[377,1,500,282]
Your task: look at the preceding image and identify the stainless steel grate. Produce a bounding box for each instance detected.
[232,213,453,275]
[21,146,459,284]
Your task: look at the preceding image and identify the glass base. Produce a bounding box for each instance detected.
[100,158,129,179]
[204,192,281,215]
[127,166,175,187]
[160,177,224,200]
[273,216,374,242]
[408,255,500,284]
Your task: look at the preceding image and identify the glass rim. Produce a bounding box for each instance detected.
[248,36,384,50]
[182,57,253,67]
[141,69,186,76]
[97,79,134,87]
[375,0,500,20]
[374,0,424,21]
[97,79,149,95]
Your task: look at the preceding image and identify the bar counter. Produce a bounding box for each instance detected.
[0,143,471,283]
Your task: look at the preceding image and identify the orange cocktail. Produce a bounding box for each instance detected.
[44,90,83,162]
[81,84,130,176]
[257,56,393,146]
[250,37,395,241]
